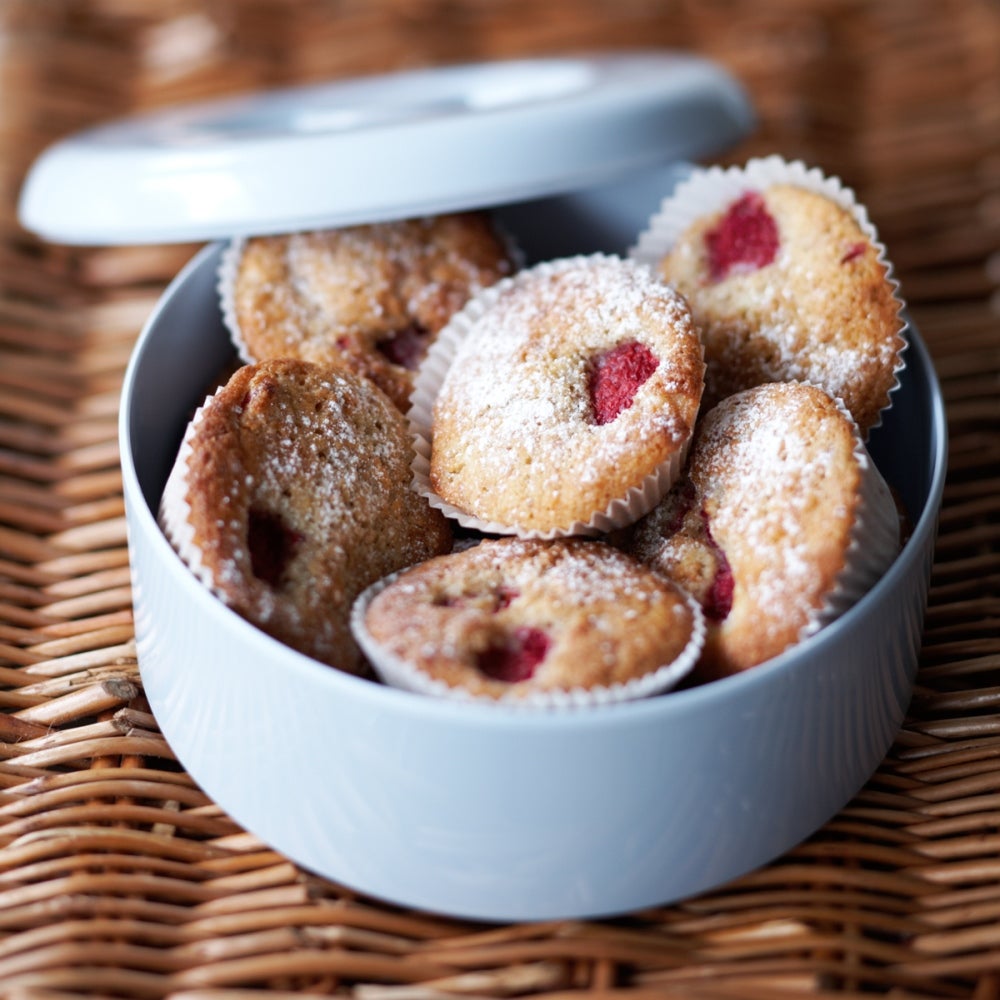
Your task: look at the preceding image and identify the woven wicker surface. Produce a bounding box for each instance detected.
[1,0,999,996]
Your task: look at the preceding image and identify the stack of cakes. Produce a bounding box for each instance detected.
[161,157,906,706]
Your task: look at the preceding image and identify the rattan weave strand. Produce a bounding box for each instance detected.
[1,0,999,996]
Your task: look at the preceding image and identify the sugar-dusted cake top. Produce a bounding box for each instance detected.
[424,254,704,534]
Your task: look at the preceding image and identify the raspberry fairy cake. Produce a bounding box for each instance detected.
[632,157,905,436]
[351,537,704,705]
[160,358,453,674]
[626,381,900,680]
[410,254,705,536]
[223,212,517,411]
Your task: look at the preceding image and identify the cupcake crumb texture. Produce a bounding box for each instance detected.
[426,255,704,533]
[628,381,899,680]
[228,212,517,411]
[357,537,701,702]
[165,164,905,697]
[654,179,905,434]
[160,358,452,674]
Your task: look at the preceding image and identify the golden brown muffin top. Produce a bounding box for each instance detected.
[162,358,452,673]
[429,256,704,533]
[360,537,699,701]
[232,212,516,411]
[658,184,904,435]
[629,381,865,678]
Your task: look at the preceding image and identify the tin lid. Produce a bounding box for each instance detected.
[18,52,752,246]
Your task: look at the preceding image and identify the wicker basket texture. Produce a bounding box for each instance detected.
[1,1,999,996]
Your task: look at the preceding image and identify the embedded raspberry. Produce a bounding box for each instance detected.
[840,241,867,265]
[240,374,277,412]
[477,626,550,683]
[705,191,779,282]
[247,508,303,587]
[589,341,659,426]
[700,510,734,622]
[705,558,734,622]
[376,323,430,370]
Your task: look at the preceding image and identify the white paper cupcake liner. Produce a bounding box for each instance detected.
[408,253,699,540]
[629,155,908,438]
[796,387,901,644]
[350,570,706,710]
[158,398,228,600]
[217,237,255,364]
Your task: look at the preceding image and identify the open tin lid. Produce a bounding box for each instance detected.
[18,51,752,246]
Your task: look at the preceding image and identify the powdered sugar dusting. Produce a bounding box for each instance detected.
[200,375,384,599]
[160,360,451,672]
[228,215,515,358]
[222,215,517,412]
[421,255,703,532]
[695,384,860,622]
[631,156,908,437]
[351,538,705,708]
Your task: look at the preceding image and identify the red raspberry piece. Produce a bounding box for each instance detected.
[705,558,734,622]
[589,341,659,426]
[705,191,779,282]
[240,373,278,412]
[477,626,551,683]
[840,241,867,264]
[375,322,430,370]
[700,509,733,622]
[247,508,303,587]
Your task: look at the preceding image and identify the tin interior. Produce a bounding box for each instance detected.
[118,172,947,921]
